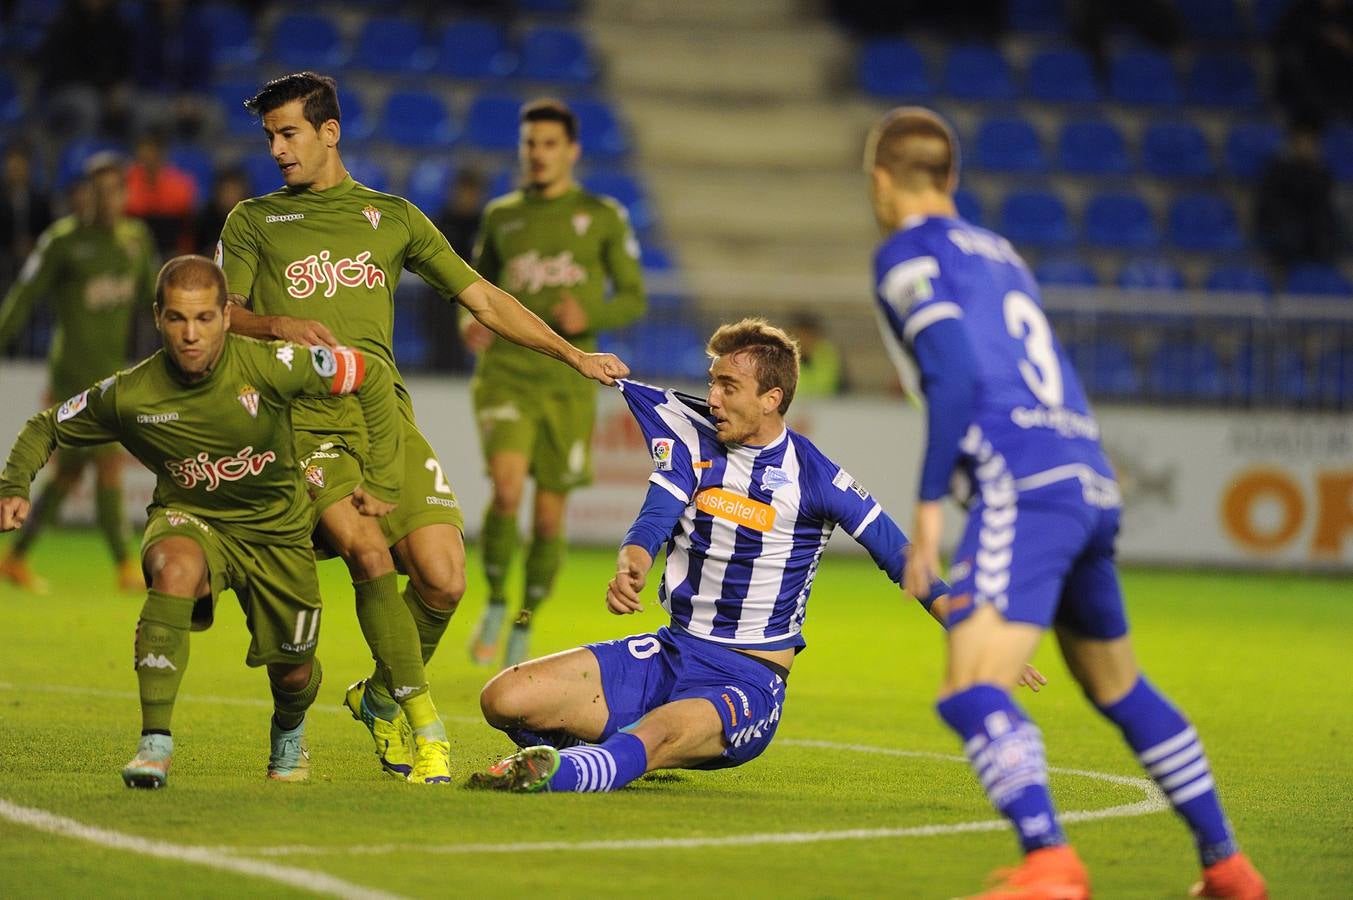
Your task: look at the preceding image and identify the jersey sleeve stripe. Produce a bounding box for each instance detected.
[902,301,963,344]
[879,256,940,314]
[650,472,690,503]
[851,502,883,539]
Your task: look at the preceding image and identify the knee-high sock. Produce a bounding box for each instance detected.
[95,485,129,563]
[271,657,323,731]
[546,731,648,792]
[1097,676,1238,866]
[354,573,446,742]
[135,590,194,734]
[522,533,564,615]
[480,508,518,606]
[403,581,452,665]
[938,684,1067,854]
[12,479,70,555]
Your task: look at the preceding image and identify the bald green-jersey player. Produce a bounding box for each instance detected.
[0,255,402,787]
[0,153,156,594]
[217,72,629,784]
[464,97,646,668]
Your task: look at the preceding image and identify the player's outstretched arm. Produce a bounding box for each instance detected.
[456,278,630,385]
[228,296,338,348]
[607,545,652,615]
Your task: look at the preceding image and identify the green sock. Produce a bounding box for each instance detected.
[14,479,69,555]
[522,533,565,615]
[135,590,194,733]
[403,581,452,665]
[353,572,428,712]
[270,657,322,731]
[404,693,448,742]
[95,485,129,562]
[480,508,519,606]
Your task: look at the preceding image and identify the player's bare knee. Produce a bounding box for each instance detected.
[479,669,529,725]
[342,544,393,581]
[148,555,204,596]
[268,661,312,692]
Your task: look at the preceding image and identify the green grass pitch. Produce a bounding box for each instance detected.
[1,530,1349,898]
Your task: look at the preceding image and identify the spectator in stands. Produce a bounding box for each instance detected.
[132,0,214,139]
[1271,0,1353,130]
[125,129,198,256]
[0,143,53,290]
[788,312,846,397]
[1066,0,1182,80]
[39,0,135,137]
[1254,123,1345,269]
[436,168,488,260]
[193,166,250,258]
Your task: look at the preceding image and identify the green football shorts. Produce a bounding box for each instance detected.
[141,507,322,667]
[472,377,597,493]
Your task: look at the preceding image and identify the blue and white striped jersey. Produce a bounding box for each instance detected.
[618,379,921,651]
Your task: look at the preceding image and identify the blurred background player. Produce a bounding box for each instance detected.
[218,73,630,784]
[0,152,156,594]
[464,97,646,668]
[866,107,1266,900]
[0,255,403,787]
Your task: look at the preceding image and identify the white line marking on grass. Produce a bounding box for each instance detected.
[0,799,407,900]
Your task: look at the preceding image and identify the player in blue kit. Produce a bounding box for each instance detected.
[865,107,1266,900]
[466,318,1046,793]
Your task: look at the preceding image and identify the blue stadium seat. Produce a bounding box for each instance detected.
[999,190,1073,248]
[630,322,708,381]
[464,94,523,152]
[1036,254,1100,287]
[337,89,373,143]
[518,0,581,11]
[583,172,653,232]
[1187,55,1259,108]
[1009,0,1067,32]
[640,243,674,271]
[55,139,126,189]
[271,13,348,70]
[343,154,391,193]
[215,80,261,137]
[1254,0,1294,34]
[1142,122,1215,178]
[243,153,285,196]
[1058,119,1131,174]
[1272,348,1309,402]
[168,145,215,200]
[518,26,597,84]
[1322,124,1353,181]
[1175,0,1248,39]
[858,39,933,98]
[393,283,431,369]
[1313,347,1353,405]
[381,91,458,148]
[1285,264,1353,297]
[1149,342,1226,399]
[1071,339,1141,397]
[973,117,1046,173]
[943,45,1017,101]
[405,159,455,214]
[1225,123,1282,179]
[1119,257,1185,291]
[437,19,517,79]
[571,98,629,159]
[488,168,518,199]
[1085,193,1159,249]
[1168,193,1243,252]
[0,74,24,126]
[1027,49,1100,103]
[954,188,983,225]
[353,17,435,74]
[1111,50,1181,105]
[200,3,259,68]
[1206,264,1272,294]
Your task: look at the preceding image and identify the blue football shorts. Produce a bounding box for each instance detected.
[945,480,1129,639]
[585,626,788,770]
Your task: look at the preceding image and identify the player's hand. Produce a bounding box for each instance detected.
[274,315,338,349]
[551,292,589,336]
[575,351,630,386]
[351,486,396,518]
[0,496,31,531]
[461,318,494,353]
[606,546,650,615]
[1017,664,1049,693]
[903,501,944,602]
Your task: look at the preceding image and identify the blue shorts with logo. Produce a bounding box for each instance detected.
[946,480,1129,640]
[585,626,787,770]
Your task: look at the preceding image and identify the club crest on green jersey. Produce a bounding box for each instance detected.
[238,384,260,418]
[361,204,381,230]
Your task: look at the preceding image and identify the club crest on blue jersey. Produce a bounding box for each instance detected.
[759,466,792,492]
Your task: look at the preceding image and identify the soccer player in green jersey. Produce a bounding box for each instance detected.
[216,73,629,782]
[0,255,404,787]
[0,153,156,594]
[464,98,646,668]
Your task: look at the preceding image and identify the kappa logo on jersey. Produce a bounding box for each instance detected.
[361,204,381,230]
[284,250,387,299]
[237,385,260,418]
[264,213,305,223]
[275,345,295,370]
[304,464,325,489]
[571,212,591,236]
[165,446,278,491]
[695,487,777,533]
[136,411,180,424]
[831,467,870,500]
[504,250,587,294]
[759,466,791,492]
[650,438,674,471]
[137,653,177,671]
[56,390,89,423]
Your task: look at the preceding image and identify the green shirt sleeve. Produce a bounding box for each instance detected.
[404,199,481,301]
[579,200,645,332]
[218,203,260,301]
[0,378,121,500]
[0,228,61,350]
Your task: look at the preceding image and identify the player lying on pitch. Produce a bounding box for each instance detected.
[466,318,1043,793]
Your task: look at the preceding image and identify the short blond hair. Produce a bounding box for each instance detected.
[864,106,959,192]
[707,317,800,414]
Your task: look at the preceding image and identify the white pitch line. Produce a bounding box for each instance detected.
[0,799,407,900]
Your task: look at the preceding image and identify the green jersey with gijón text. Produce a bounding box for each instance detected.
[473,185,645,389]
[0,214,156,398]
[0,334,401,546]
[217,176,480,436]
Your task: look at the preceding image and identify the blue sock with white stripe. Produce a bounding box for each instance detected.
[1097,677,1237,866]
[547,732,648,793]
[938,684,1067,854]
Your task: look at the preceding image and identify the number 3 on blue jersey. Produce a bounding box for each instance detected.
[1003,291,1063,408]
